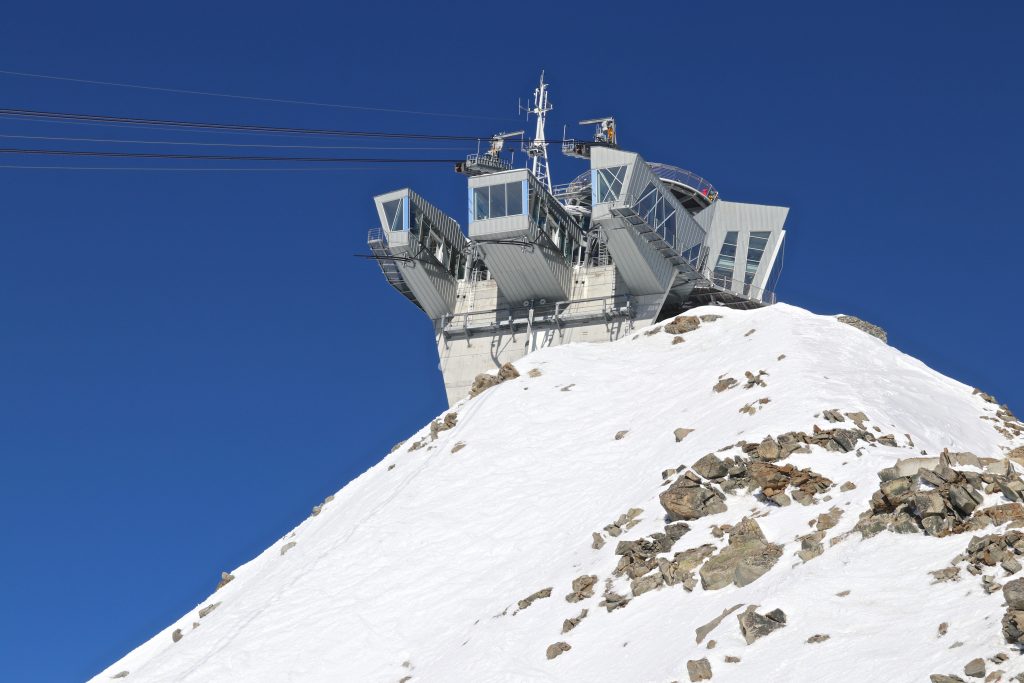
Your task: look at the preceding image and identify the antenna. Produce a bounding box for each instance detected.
[523,71,553,192]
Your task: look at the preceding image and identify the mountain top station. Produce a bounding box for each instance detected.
[367,74,789,405]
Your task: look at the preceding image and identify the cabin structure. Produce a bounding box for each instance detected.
[365,75,789,406]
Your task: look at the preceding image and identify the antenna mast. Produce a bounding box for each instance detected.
[524,71,553,192]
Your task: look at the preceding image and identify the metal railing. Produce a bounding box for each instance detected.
[653,166,719,204]
[697,267,776,305]
[367,227,387,245]
[442,292,634,339]
[465,153,512,171]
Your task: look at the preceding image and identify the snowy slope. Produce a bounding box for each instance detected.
[92,304,1024,683]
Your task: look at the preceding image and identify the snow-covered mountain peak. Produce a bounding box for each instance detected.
[93,304,1024,683]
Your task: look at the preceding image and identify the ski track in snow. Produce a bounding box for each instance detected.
[90,304,1024,683]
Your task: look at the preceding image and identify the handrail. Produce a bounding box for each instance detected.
[465,153,512,171]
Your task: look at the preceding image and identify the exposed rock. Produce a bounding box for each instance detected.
[565,575,598,603]
[545,642,571,660]
[700,518,782,590]
[665,315,701,335]
[171,628,183,643]
[964,658,985,678]
[673,336,685,345]
[1002,610,1024,644]
[686,658,713,681]
[216,572,235,590]
[814,507,844,531]
[527,367,542,378]
[280,541,297,556]
[724,656,741,663]
[713,377,738,393]
[930,567,961,583]
[930,676,966,683]
[837,315,888,342]
[599,590,630,612]
[699,314,722,323]
[517,587,552,611]
[806,634,830,643]
[744,328,756,337]
[631,571,664,596]
[822,409,845,423]
[111,671,129,679]
[1004,578,1024,610]
[660,544,716,586]
[469,363,520,398]
[748,461,833,501]
[743,370,768,389]
[198,602,221,618]
[450,442,466,454]
[591,532,606,550]
[429,412,458,439]
[695,604,744,643]
[614,430,629,440]
[660,476,727,521]
[693,454,728,480]
[737,606,787,644]
[674,427,695,442]
[561,608,588,634]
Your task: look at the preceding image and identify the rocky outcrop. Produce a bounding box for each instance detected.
[660,474,727,521]
[837,315,888,343]
[215,572,235,590]
[197,602,221,619]
[469,363,520,398]
[517,587,552,611]
[857,455,1024,538]
[561,609,587,634]
[695,604,744,643]
[565,575,597,603]
[736,606,786,644]
[747,462,833,506]
[699,518,783,590]
[665,315,701,335]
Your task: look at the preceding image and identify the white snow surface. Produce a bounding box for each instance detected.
[93,304,1024,683]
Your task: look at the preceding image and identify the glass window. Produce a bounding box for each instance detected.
[594,165,626,203]
[489,183,506,218]
[473,187,489,221]
[713,231,739,289]
[507,181,523,215]
[383,198,405,231]
[743,231,771,294]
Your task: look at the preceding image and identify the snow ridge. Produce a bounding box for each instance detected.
[92,304,1024,683]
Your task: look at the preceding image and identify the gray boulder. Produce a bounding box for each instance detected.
[545,641,571,660]
[693,454,728,480]
[700,518,782,590]
[659,478,727,521]
[686,658,713,681]
[1004,578,1024,610]
[737,606,787,644]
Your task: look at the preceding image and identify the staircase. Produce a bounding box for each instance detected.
[367,229,421,310]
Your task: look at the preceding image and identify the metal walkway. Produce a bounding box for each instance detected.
[367,229,421,311]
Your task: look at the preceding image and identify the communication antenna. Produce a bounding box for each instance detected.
[522,71,553,192]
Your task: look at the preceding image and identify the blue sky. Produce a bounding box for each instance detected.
[1,1,1021,680]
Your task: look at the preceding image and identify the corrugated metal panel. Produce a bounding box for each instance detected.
[603,223,675,294]
[478,242,570,304]
[399,259,457,320]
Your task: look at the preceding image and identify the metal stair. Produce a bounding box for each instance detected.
[367,229,421,310]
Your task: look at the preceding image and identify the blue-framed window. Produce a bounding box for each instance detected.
[593,165,626,204]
